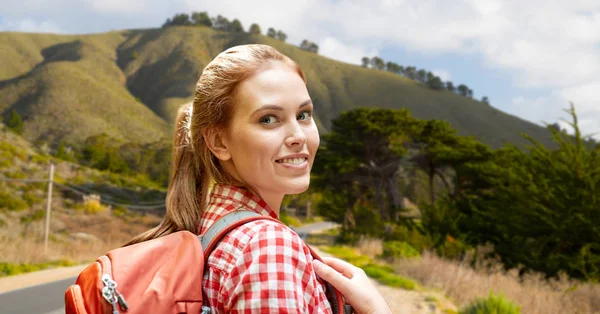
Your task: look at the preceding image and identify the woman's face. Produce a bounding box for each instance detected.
[220,61,319,197]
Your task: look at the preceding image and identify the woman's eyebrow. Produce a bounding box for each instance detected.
[252,99,313,115]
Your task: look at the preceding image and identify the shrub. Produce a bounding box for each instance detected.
[382,241,420,259]
[362,263,416,290]
[0,191,28,211]
[459,291,521,314]
[112,205,128,218]
[0,260,76,277]
[75,197,107,214]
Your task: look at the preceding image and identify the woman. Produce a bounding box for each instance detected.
[128,44,390,313]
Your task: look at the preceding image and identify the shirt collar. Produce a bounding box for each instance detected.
[208,183,279,219]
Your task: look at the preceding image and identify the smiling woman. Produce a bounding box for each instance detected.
[124,44,390,314]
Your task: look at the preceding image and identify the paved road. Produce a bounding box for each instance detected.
[0,277,75,314]
[0,220,339,314]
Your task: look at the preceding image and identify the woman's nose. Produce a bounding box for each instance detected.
[285,122,307,147]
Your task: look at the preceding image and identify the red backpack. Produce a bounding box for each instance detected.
[64,211,348,313]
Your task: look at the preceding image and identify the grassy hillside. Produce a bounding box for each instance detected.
[0,26,554,149]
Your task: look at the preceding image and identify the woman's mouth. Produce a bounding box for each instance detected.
[276,157,308,165]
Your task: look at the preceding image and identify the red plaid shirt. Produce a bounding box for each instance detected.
[198,184,334,313]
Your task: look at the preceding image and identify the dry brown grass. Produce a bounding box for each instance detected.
[356,236,383,259]
[391,250,600,314]
[0,208,162,265]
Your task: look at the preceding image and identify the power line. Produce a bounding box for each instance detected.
[0,177,48,183]
[58,182,166,206]
[0,176,166,210]
[53,183,165,210]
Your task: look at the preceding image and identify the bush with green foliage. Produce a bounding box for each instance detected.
[445,104,600,280]
[0,260,76,277]
[0,190,28,211]
[459,292,521,314]
[382,241,420,259]
[6,110,24,135]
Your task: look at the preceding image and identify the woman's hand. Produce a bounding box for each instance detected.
[313,257,392,314]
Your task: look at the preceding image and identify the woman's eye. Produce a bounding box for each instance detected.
[260,115,277,125]
[297,111,312,120]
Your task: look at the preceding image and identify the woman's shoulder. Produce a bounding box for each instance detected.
[207,217,310,270]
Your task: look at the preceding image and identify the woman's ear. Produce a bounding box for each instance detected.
[203,128,232,161]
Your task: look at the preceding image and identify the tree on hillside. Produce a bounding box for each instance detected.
[481,96,489,104]
[276,30,287,42]
[386,62,402,74]
[163,13,192,27]
[191,11,212,27]
[249,23,262,35]
[446,81,455,93]
[457,84,469,97]
[370,56,385,70]
[417,69,427,83]
[300,40,319,53]
[426,76,445,91]
[230,19,244,32]
[467,88,474,98]
[267,27,277,38]
[361,57,370,68]
[313,108,422,237]
[212,15,231,30]
[6,109,24,135]
[405,66,417,80]
[427,71,435,82]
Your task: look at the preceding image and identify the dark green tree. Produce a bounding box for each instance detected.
[361,57,370,68]
[275,30,287,42]
[313,108,421,238]
[6,109,24,135]
[370,56,385,70]
[230,19,244,32]
[405,66,417,80]
[445,103,600,280]
[167,13,192,26]
[191,11,212,26]
[266,27,277,38]
[446,81,455,92]
[417,69,427,83]
[481,96,489,104]
[212,15,230,30]
[426,76,445,91]
[300,40,319,53]
[248,23,262,35]
[457,84,469,96]
[426,71,435,82]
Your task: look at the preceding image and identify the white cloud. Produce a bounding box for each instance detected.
[318,37,378,65]
[0,18,63,33]
[81,0,148,13]
[431,69,451,81]
[509,85,600,139]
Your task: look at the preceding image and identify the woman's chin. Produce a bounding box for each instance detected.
[281,180,310,195]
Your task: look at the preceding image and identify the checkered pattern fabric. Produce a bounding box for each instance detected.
[198,184,333,313]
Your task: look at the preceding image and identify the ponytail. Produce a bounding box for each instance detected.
[124,104,208,246]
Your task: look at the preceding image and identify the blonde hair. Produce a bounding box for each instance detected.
[126,44,307,245]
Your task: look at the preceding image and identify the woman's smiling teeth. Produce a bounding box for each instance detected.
[277,158,307,165]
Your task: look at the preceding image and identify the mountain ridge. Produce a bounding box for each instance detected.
[0,26,554,149]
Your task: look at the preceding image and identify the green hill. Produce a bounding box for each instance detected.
[0,26,554,149]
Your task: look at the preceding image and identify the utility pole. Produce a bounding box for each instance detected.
[43,163,54,256]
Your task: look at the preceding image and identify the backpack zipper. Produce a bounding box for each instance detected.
[102,274,129,312]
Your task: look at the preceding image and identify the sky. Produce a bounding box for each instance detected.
[2,0,599,138]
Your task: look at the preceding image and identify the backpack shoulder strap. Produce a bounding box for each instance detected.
[199,211,280,262]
